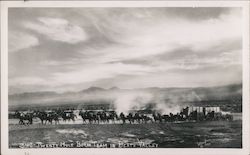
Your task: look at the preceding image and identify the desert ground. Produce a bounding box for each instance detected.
[9,120,242,148]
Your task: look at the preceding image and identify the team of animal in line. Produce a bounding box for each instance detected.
[13,106,233,125]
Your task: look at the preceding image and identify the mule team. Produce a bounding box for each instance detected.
[14,110,76,125]
[13,106,232,125]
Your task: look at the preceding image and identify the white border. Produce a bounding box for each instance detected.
[1,1,249,155]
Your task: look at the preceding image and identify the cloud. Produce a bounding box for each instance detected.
[9,31,39,52]
[23,17,88,44]
[40,59,79,66]
[8,8,243,93]
[52,63,152,85]
[170,50,241,71]
[78,8,241,66]
[116,10,240,52]
[9,76,48,86]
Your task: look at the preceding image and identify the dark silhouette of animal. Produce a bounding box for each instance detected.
[134,112,143,123]
[79,111,96,124]
[127,113,134,124]
[15,111,33,125]
[141,114,154,123]
[61,111,76,122]
[153,113,163,123]
[119,112,126,124]
[34,111,60,124]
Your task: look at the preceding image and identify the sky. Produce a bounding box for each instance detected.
[8,7,242,94]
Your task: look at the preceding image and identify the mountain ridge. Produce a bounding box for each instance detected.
[9,83,242,97]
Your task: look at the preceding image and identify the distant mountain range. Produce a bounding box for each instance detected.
[9,84,242,107]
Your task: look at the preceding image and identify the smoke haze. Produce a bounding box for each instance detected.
[9,84,242,113]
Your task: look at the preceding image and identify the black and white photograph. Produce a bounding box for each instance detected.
[1,1,249,155]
